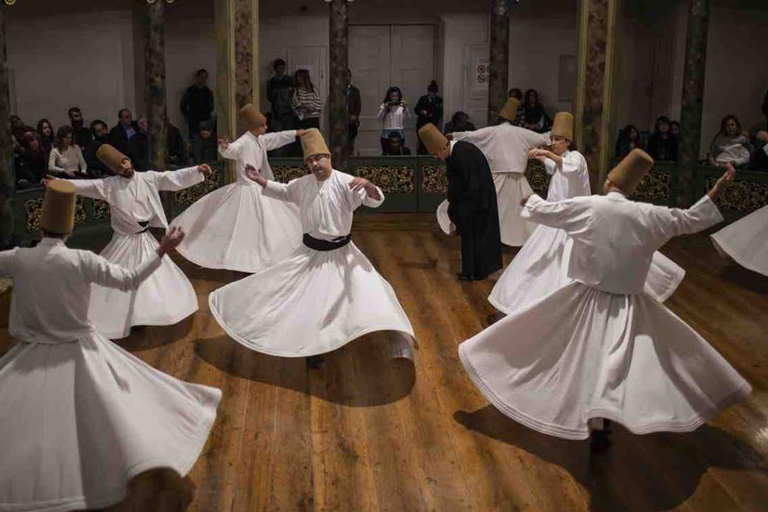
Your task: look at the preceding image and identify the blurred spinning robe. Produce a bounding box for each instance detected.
[448,97,551,247]
[488,113,685,315]
[171,105,303,273]
[459,150,751,440]
[710,204,768,277]
[64,144,203,339]
[209,129,415,358]
[0,181,221,512]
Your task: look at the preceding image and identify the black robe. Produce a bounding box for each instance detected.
[446,141,503,280]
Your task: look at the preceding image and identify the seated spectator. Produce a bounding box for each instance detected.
[85,120,110,176]
[108,108,142,164]
[444,111,476,135]
[17,132,48,186]
[383,132,412,156]
[48,126,88,178]
[521,89,551,133]
[670,120,681,141]
[36,118,55,155]
[193,120,217,163]
[68,107,93,151]
[166,122,188,169]
[647,116,678,162]
[10,115,26,142]
[132,115,150,172]
[615,124,644,158]
[709,114,751,168]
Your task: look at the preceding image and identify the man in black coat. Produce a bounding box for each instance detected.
[181,69,215,138]
[415,81,444,154]
[418,123,502,280]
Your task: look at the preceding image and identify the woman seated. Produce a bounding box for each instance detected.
[647,116,678,162]
[48,126,88,178]
[615,124,644,158]
[709,115,751,168]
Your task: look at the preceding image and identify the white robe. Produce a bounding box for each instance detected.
[452,124,551,246]
[0,239,220,512]
[171,130,303,273]
[710,204,768,276]
[68,167,203,339]
[488,151,685,314]
[459,192,750,440]
[209,170,415,358]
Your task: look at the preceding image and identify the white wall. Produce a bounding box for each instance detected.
[6,10,136,130]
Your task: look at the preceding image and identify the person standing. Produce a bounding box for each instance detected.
[68,107,93,151]
[377,86,409,155]
[171,105,303,273]
[344,69,362,155]
[267,58,295,134]
[292,69,323,129]
[415,81,444,154]
[447,97,550,247]
[0,181,221,512]
[44,145,210,340]
[419,123,502,281]
[209,129,415,366]
[181,69,215,138]
[459,150,750,447]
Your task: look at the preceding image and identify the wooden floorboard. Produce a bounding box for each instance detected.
[1,212,767,512]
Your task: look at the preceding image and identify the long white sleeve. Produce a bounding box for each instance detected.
[66,178,107,201]
[81,251,163,292]
[218,133,248,160]
[647,195,724,243]
[260,130,298,151]
[75,146,87,173]
[0,248,18,276]
[262,179,300,205]
[148,166,205,192]
[521,195,593,238]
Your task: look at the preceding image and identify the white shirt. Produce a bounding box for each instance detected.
[377,104,410,131]
[67,166,204,236]
[543,150,591,201]
[263,169,384,240]
[49,145,87,175]
[219,130,297,184]
[0,239,161,344]
[453,124,551,174]
[522,192,723,295]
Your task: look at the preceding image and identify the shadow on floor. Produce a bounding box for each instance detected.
[454,406,768,512]
[194,332,415,407]
[720,264,768,295]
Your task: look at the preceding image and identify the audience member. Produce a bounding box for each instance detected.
[181,69,215,138]
[17,133,48,187]
[415,81,444,154]
[133,116,150,172]
[292,69,323,129]
[108,108,141,163]
[615,124,644,158]
[507,87,525,125]
[193,120,218,163]
[444,111,476,135]
[10,115,26,142]
[166,122,188,169]
[68,107,93,151]
[647,116,678,162]
[508,87,523,100]
[377,86,409,155]
[36,118,55,155]
[48,126,87,178]
[709,114,751,168]
[383,132,412,156]
[85,120,110,176]
[670,120,681,141]
[521,89,551,133]
[267,59,295,133]
[345,69,362,155]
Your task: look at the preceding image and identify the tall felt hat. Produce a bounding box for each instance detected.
[499,97,520,122]
[551,112,574,141]
[300,128,330,159]
[240,104,267,131]
[418,123,449,156]
[607,149,654,195]
[96,144,129,173]
[41,180,77,235]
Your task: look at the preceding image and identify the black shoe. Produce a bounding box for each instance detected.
[307,354,325,369]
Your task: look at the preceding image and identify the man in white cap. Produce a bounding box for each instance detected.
[171,104,304,273]
[447,97,551,247]
[459,150,750,450]
[44,144,211,339]
[209,128,415,367]
[0,181,221,511]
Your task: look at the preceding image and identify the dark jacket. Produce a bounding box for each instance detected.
[181,85,215,134]
[267,76,294,119]
[346,84,362,125]
[166,124,188,168]
[415,95,444,129]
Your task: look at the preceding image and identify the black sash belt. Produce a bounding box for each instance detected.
[302,233,352,251]
[135,221,150,235]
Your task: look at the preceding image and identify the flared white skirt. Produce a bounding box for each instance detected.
[460,282,751,440]
[209,242,415,357]
[171,182,302,273]
[89,232,198,340]
[0,334,220,512]
[488,225,686,315]
[711,204,768,276]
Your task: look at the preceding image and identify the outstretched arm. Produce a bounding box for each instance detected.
[43,175,107,201]
[245,164,300,205]
[149,164,210,192]
[260,130,301,151]
[520,194,592,237]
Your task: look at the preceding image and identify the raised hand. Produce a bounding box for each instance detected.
[217,136,230,149]
[244,164,267,187]
[197,163,212,177]
[708,163,736,200]
[157,226,186,257]
[349,177,370,192]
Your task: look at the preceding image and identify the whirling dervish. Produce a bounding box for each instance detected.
[460,150,751,443]
[171,104,303,273]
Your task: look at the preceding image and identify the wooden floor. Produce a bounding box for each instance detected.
[2,213,768,512]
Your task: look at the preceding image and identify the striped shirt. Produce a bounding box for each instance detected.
[292,87,323,120]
